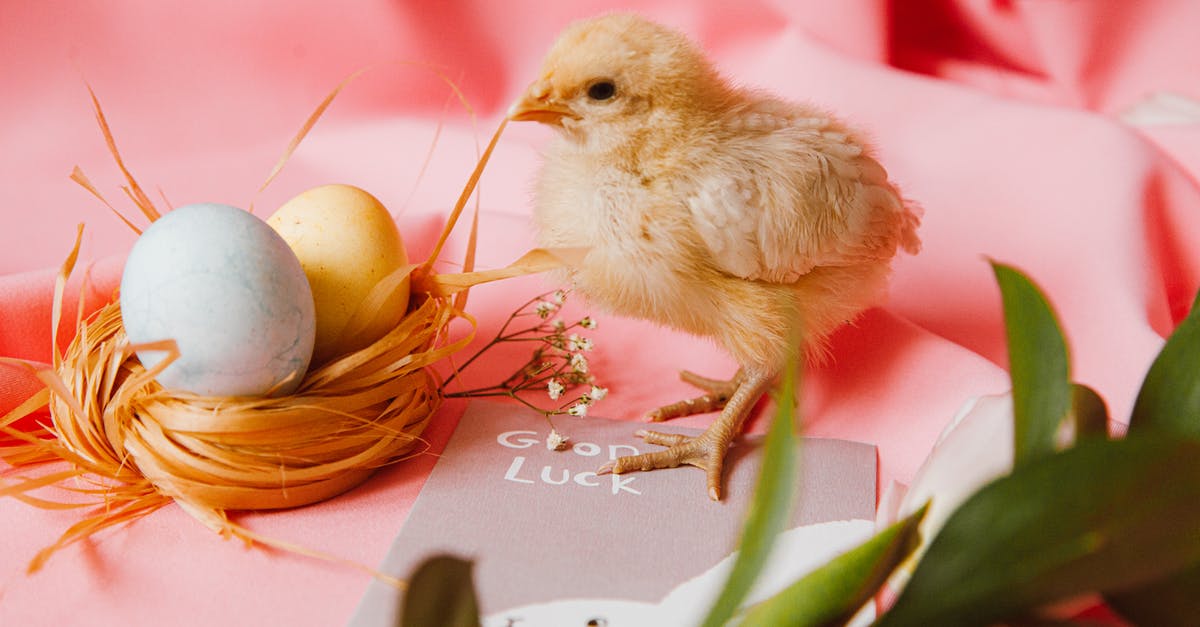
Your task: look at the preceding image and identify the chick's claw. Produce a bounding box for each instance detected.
[646,396,726,422]
[635,429,691,447]
[679,369,745,392]
[645,370,745,422]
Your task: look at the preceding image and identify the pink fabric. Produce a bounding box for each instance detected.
[2,1,1198,624]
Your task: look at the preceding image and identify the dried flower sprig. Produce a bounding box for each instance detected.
[443,290,607,440]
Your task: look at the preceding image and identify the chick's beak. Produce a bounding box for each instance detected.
[507,81,575,126]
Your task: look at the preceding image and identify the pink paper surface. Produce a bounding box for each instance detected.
[2,2,1198,624]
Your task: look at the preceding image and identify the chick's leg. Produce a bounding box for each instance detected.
[600,369,773,501]
[646,368,745,422]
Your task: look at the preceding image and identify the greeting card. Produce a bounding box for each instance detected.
[350,401,877,626]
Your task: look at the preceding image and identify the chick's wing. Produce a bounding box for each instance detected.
[683,108,919,284]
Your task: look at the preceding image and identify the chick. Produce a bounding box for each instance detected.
[508,14,921,500]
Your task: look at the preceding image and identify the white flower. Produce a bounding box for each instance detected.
[546,429,569,451]
[568,334,594,352]
[552,319,566,331]
[552,290,567,305]
[567,403,588,417]
[547,378,565,400]
[570,352,589,374]
[580,316,597,330]
[535,301,556,319]
[589,385,608,401]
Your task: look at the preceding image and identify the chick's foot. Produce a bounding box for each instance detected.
[597,428,734,501]
[646,368,745,422]
[602,369,772,500]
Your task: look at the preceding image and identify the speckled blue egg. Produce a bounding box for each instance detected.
[119,203,316,397]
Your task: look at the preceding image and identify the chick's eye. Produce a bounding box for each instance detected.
[586,80,616,101]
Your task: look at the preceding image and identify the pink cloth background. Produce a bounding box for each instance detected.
[2,1,1198,624]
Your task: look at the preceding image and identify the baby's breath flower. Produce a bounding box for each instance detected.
[568,334,594,352]
[546,429,569,451]
[547,378,565,400]
[535,301,556,319]
[445,289,607,429]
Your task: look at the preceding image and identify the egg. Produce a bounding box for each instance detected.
[119,203,316,397]
[268,184,410,365]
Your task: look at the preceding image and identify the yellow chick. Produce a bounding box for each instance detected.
[509,14,921,500]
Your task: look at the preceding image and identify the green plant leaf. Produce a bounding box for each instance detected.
[1129,287,1200,437]
[877,434,1200,627]
[399,555,481,627]
[739,503,928,627]
[700,357,800,627]
[1107,564,1200,626]
[991,262,1072,467]
[1103,287,1200,625]
[1069,383,1109,441]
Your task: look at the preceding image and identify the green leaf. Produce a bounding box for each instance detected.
[1108,564,1200,626]
[740,503,928,627]
[991,262,1072,467]
[1068,383,1109,441]
[1106,290,1200,626]
[878,434,1200,627]
[1129,287,1200,437]
[399,555,481,627]
[700,356,800,627]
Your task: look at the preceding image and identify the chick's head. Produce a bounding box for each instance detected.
[509,14,725,143]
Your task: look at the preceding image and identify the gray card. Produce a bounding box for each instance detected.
[350,401,877,626]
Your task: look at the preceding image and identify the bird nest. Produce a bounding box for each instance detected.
[5,264,457,572]
[0,80,565,573]
[57,284,453,514]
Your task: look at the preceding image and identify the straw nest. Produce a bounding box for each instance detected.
[55,290,454,512]
[1,234,479,572]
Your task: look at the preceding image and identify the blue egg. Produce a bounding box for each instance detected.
[119,203,316,397]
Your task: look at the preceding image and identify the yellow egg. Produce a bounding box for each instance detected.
[268,184,410,365]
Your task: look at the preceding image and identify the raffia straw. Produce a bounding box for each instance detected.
[0,74,575,576]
